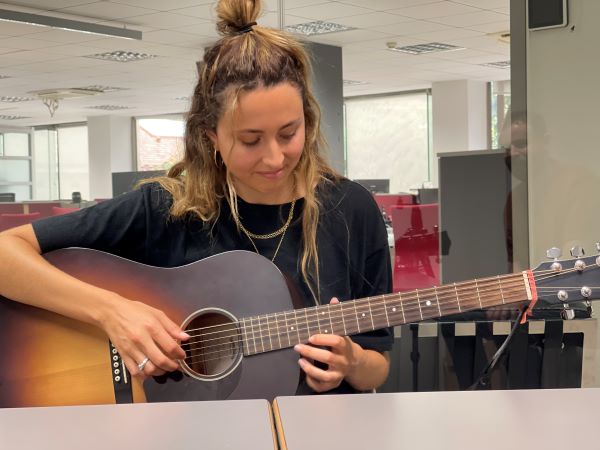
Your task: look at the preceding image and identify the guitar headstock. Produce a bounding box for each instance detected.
[532,246,599,316]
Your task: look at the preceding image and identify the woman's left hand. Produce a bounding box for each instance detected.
[293,297,365,393]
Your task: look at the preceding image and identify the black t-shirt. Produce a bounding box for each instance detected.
[33,177,393,394]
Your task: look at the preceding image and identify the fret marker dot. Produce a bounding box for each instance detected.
[426,300,432,306]
[392,307,396,312]
[325,330,329,333]
[362,313,366,318]
[291,327,294,330]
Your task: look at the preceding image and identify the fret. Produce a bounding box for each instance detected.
[385,295,403,326]
[264,313,273,351]
[258,314,271,352]
[415,289,424,320]
[497,276,506,304]
[399,292,406,323]
[355,300,372,331]
[257,316,267,353]
[292,309,302,344]
[304,307,314,340]
[326,304,334,334]
[454,283,462,312]
[353,300,361,333]
[282,311,292,348]
[274,312,283,350]
[417,289,441,320]
[249,316,258,354]
[434,287,442,316]
[241,318,250,355]
[475,279,483,308]
[329,302,345,336]
[338,302,347,335]
[382,295,390,327]
[367,298,375,329]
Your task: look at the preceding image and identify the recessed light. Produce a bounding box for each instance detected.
[0,96,36,102]
[343,79,368,86]
[0,114,30,120]
[480,60,511,69]
[84,51,157,62]
[87,105,132,110]
[78,85,128,92]
[285,21,355,36]
[387,42,465,55]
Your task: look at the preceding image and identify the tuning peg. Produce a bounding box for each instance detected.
[547,247,562,271]
[570,245,585,257]
[561,307,575,320]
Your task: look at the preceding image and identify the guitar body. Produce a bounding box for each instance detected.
[0,249,301,408]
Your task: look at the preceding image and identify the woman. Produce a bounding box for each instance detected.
[0,0,392,395]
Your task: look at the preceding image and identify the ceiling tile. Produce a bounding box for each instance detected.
[58,2,158,20]
[126,12,208,28]
[429,10,508,27]
[287,2,374,20]
[333,12,414,28]
[390,2,481,19]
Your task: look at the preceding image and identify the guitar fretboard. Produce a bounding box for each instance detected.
[239,271,533,356]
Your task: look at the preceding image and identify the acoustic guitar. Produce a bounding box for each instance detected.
[0,247,594,407]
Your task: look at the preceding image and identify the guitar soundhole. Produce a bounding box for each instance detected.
[180,308,242,381]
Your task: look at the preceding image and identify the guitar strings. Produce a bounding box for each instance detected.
[181,264,590,339]
[179,265,594,360]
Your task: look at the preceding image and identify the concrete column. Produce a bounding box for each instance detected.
[431,79,488,185]
[87,115,134,199]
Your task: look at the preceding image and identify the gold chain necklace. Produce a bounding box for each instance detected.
[237,199,296,262]
[236,199,296,239]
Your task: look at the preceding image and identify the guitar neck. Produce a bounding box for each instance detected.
[241,271,536,356]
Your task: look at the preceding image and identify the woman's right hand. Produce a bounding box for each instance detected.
[98,294,190,378]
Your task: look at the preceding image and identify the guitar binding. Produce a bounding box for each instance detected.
[179,307,243,382]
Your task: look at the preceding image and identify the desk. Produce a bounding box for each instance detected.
[0,399,277,449]
[274,388,600,450]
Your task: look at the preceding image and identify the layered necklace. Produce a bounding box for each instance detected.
[235,199,296,263]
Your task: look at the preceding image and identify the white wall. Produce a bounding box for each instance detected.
[527,0,600,264]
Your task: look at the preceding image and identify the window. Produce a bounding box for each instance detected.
[0,128,33,201]
[136,116,185,171]
[490,80,511,149]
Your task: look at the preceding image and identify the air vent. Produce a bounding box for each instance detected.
[0,75,11,80]
[28,88,102,100]
[87,105,132,110]
[387,42,465,55]
[285,21,355,36]
[85,50,157,62]
[480,60,511,69]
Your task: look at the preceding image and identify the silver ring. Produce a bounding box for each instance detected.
[137,357,150,372]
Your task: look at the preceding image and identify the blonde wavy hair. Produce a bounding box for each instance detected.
[146,0,339,303]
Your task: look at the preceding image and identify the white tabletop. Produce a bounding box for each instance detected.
[0,399,276,450]
[274,388,600,450]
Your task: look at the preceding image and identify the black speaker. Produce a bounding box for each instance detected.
[528,0,568,31]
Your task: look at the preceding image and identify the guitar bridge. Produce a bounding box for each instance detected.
[109,341,133,404]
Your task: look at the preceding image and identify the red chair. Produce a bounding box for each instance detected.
[390,204,440,292]
[373,194,415,225]
[0,212,41,232]
[52,206,78,216]
[26,202,62,219]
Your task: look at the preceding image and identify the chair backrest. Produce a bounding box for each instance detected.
[26,202,62,218]
[390,204,439,292]
[0,193,16,202]
[0,212,41,232]
[373,194,415,223]
[52,206,78,216]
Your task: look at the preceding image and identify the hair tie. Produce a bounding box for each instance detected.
[236,21,257,34]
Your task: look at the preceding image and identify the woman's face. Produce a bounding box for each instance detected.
[208,82,306,204]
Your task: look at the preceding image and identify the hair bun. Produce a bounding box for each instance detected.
[215,0,262,37]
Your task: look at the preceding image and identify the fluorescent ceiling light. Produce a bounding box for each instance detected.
[0,9,142,40]
[0,115,31,120]
[0,96,35,102]
[343,79,368,86]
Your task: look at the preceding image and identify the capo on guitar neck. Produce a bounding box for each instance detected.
[519,270,539,325]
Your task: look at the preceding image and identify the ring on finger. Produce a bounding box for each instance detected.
[137,357,150,372]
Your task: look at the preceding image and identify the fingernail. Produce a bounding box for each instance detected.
[297,358,306,367]
[294,344,302,352]
[180,332,190,339]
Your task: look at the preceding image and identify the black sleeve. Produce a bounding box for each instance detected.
[32,184,160,263]
[345,181,394,353]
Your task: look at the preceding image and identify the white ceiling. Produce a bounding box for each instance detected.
[0,0,510,127]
